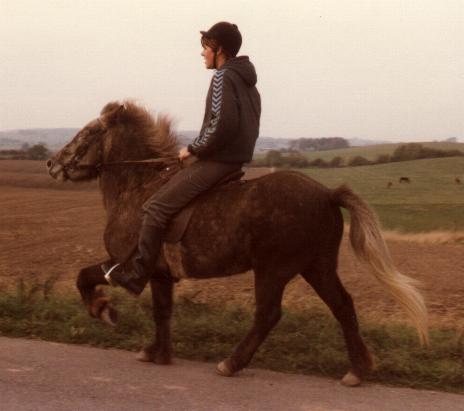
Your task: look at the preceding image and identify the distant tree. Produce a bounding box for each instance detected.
[290,137,349,151]
[348,156,371,167]
[391,143,463,162]
[309,158,329,168]
[391,143,424,162]
[375,154,391,164]
[265,150,284,167]
[329,156,344,167]
[21,142,30,151]
[27,143,50,160]
[286,152,309,168]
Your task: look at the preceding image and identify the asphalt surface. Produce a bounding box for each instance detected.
[0,336,462,411]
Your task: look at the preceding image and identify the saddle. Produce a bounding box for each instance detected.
[164,169,245,243]
[114,168,246,283]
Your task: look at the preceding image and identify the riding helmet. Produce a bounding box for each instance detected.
[200,22,242,57]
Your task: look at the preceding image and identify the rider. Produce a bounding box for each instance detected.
[104,22,261,295]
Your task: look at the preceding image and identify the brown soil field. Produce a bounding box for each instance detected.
[1,161,463,330]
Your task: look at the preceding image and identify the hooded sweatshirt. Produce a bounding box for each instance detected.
[188,56,261,163]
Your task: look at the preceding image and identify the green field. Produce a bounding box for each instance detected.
[299,156,464,232]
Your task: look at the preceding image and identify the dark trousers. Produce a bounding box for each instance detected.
[142,160,242,229]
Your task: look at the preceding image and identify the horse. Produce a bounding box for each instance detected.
[455,177,462,185]
[46,101,428,387]
[386,181,393,189]
[399,176,411,183]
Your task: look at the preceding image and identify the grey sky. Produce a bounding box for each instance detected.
[1,0,463,141]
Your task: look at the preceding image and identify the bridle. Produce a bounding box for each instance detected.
[57,120,180,180]
[57,125,106,180]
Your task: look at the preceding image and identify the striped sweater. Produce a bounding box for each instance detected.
[188,56,261,164]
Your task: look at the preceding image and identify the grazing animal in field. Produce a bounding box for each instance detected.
[387,181,393,189]
[46,101,428,387]
[455,177,462,184]
[399,176,411,183]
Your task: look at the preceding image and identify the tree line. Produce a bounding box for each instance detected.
[289,137,349,151]
[254,143,464,168]
[0,143,51,160]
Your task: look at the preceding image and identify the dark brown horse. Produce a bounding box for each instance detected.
[47,101,428,387]
[399,176,411,183]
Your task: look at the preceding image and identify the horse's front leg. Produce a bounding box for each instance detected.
[137,279,174,365]
[76,261,118,325]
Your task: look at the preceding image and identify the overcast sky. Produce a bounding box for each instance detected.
[1,0,463,141]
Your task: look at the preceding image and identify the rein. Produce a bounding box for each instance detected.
[69,156,180,179]
[59,119,181,179]
[101,157,180,168]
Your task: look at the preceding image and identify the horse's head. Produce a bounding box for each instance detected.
[46,102,125,181]
[47,101,179,182]
[46,118,106,181]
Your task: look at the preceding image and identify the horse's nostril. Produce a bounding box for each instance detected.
[46,159,53,169]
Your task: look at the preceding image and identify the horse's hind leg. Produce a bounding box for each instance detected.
[217,270,292,377]
[301,264,373,386]
[137,279,174,365]
[76,261,117,325]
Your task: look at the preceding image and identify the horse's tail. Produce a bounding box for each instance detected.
[331,184,429,345]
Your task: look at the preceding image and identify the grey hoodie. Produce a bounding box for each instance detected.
[188,56,261,163]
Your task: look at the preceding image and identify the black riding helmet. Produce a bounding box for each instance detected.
[200,22,242,69]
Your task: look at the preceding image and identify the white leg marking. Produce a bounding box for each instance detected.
[216,361,234,377]
[341,371,361,387]
[136,350,152,362]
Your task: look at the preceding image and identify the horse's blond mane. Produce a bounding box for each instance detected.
[101,100,179,158]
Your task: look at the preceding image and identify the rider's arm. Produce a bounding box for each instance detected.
[188,69,239,158]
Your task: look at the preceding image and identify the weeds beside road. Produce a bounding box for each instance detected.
[0,277,463,394]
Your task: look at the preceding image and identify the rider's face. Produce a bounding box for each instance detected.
[201,45,215,69]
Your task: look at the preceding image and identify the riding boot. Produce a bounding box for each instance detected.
[103,224,165,296]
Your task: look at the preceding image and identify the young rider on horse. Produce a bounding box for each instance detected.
[104,22,261,295]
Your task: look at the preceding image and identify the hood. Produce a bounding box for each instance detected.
[222,56,257,87]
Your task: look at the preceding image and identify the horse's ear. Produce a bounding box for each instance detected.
[100,102,125,127]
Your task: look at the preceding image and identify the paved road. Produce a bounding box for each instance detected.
[0,336,462,411]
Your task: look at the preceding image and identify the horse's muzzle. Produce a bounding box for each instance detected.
[46,159,64,180]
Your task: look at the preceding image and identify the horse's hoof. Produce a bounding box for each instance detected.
[100,306,117,326]
[341,371,361,387]
[216,360,234,377]
[136,350,153,362]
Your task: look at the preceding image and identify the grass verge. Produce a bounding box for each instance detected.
[0,279,463,393]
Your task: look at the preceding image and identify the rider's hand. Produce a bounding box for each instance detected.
[178,147,191,161]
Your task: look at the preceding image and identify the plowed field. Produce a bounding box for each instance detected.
[1,161,463,329]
